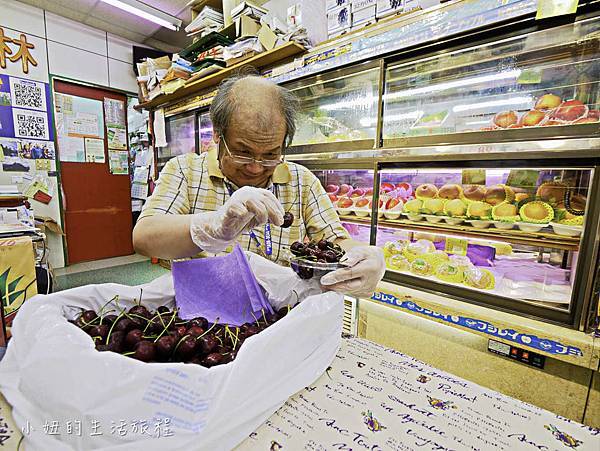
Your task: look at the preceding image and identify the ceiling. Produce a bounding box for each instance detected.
[16,0,195,53]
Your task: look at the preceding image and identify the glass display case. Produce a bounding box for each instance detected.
[285,63,381,148]
[382,17,600,143]
[198,111,217,154]
[157,112,198,172]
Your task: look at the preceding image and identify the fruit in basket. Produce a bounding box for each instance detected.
[572,117,599,124]
[404,199,423,213]
[449,254,474,270]
[351,188,366,198]
[421,251,449,269]
[493,111,518,128]
[385,198,403,210]
[438,184,463,200]
[554,208,584,226]
[536,182,567,205]
[395,182,412,193]
[467,201,492,219]
[336,197,353,214]
[485,184,515,206]
[386,254,410,271]
[550,99,588,122]
[328,193,338,203]
[410,258,435,276]
[491,202,520,222]
[542,120,564,126]
[436,262,465,284]
[381,182,395,193]
[519,110,547,127]
[464,267,495,290]
[588,110,600,119]
[326,184,339,194]
[403,240,436,262]
[444,199,467,217]
[383,240,409,257]
[535,93,562,110]
[462,185,486,203]
[415,184,438,199]
[422,198,446,215]
[338,184,353,196]
[355,197,370,209]
[519,201,554,224]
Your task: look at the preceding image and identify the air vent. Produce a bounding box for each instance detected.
[343,296,358,335]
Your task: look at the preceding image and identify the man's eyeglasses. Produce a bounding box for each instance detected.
[220,135,284,168]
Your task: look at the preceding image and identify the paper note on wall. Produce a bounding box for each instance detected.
[107,126,127,150]
[108,150,129,175]
[85,138,105,163]
[58,136,85,162]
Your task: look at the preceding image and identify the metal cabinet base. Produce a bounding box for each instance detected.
[357,299,596,426]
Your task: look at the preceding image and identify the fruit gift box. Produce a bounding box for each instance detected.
[0,252,343,451]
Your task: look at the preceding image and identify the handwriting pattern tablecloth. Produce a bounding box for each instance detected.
[236,336,600,451]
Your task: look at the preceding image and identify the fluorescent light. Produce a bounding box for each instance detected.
[464,119,492,125]
[100,0,182,31]
[319,94,376,111]
[384,69,522,100]
[452,96,533,113]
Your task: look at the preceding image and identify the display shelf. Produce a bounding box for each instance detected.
[137,42,306,111]
[338,215,581,250]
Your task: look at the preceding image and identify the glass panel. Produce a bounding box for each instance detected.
[373,166,592,311]
[198,111,217,154]
[311,169,375,244]
[383,17,600,139]
[286,68,380,146]
[157,112,196,172]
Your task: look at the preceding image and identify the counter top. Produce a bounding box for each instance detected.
[2,336,598,450]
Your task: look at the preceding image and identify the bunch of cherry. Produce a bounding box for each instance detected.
[70,302,291,366]
[289,239,345,279]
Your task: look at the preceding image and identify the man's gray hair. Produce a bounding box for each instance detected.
[210,74,300,147]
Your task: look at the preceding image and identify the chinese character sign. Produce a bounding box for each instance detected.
[0,28,37,74]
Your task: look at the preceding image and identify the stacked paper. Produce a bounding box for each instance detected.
[231,1,268,21]
[185,6,224,37]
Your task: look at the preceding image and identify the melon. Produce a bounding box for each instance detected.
[438,184,463,200]
[467,201,492,219]
[436,262,465,284]
[519,201,554,224]
[444,199,467,217]
[404,199,423,213]
[485,184,515,206]
[536,182,567,206]
[555,209,584,226]
[421,198,446,215]
[415,184,438,200]
[491,202,520,222]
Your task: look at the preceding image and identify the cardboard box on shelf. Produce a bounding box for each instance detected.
[328,5,352,33]
[258,23,278,51]
[35,216,64,235]
[327,0,351,11]
[235,15,262,39]
[376,0,404,18]
[353,4,376,26]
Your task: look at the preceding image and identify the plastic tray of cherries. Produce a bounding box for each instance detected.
[70,302,292,367]
[288,239,346,280]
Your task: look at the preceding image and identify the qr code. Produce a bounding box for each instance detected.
[17,113,47,139]
[13,82,44,109]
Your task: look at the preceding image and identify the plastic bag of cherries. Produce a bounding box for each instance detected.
[71,301,292,367]
[289,239,346,280]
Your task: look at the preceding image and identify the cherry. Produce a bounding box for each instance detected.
[290,241,306,256]
[96,344,109,352]
[175,336,197,359]
[323,250,338,263]
[297,266,314,279]
[244,325,259,336]
[114,318,133,333]
[133,341,155,362]
[188,326,205,337]
[103,314,118,325]
[129,305,151,319]
[157,306,170,314]
[156,336,176,360]
[125,329,143,349]
[189,317,209,330]
[107,331,125,353]
[318,240,329,250]
[277,307,290,317]
[201,353,223,367]
[199,335,218,354]
[89,324,109,342]
[282,212,294,228]
[187,356,203,365]
[81,310,97,323]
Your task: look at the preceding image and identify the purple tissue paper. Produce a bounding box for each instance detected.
[172,245,273,325]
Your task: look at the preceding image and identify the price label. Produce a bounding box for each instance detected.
[536,0,578,20]
[445,237,469,256]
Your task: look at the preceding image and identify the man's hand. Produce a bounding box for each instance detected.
[319,245,385,298]
[190,186,284,253]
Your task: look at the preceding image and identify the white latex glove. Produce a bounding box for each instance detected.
[190,186,284,253]
[320,245,385,298]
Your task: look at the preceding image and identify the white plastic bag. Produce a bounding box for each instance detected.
[0,259,343,451]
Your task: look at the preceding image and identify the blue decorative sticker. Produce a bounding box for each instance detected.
[371,291,584,357]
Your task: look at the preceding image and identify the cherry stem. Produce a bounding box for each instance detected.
[196,318,219,340]
[122,351,135,356]
[250,311,260,327]
[105,308,126,344]
[154,310,177,343]
[261,309,268,325]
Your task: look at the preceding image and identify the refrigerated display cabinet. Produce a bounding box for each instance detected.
[285,14,600,331]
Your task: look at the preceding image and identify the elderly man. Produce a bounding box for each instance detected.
[133,75,384,297]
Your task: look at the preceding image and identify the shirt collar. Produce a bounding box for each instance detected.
[207,148,291,184]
